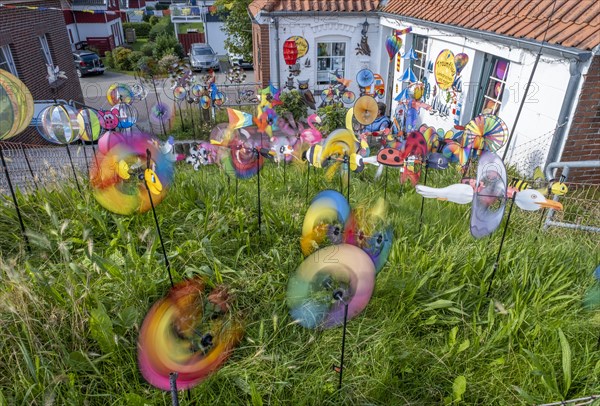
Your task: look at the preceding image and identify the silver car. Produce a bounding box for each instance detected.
[189,44,220,71]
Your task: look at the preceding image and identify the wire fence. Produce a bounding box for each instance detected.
[0,141,95,195]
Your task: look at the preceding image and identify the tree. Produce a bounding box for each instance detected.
[213,0,253,61]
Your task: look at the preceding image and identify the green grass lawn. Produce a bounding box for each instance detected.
[130,37,148,52]
[176,23,205,34]
[0,155,598,404]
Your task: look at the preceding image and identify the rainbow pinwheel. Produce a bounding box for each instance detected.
[90,131,174,215]
[465,114,508,153]
[343,199,393,274]
[301,190,351,256]
[107,83,134,105]
[287,244,376,329]
[138,278,243,391]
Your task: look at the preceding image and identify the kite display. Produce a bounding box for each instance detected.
[90,131,174,215]
[287,244,375,329]
[138,278,243,391]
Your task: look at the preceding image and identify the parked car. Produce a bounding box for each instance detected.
[189,44,220,71]
[73,51,105,78]
[228,53,253,70]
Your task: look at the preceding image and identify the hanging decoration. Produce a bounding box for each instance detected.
[283,39,299,66]
[385,35,403,61]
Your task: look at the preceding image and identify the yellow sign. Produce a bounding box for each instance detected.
[288,36,309,58]
[434,49,456,90]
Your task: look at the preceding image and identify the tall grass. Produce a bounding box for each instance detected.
[0,162,598,405]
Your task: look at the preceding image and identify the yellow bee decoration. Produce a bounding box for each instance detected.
[508,167,568,197]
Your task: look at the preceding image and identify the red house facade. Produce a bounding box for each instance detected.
[63,0,126,54]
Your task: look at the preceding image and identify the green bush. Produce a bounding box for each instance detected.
[103,50,114,68]
[148,18,174,41]
[275,90,308,122]
[153,33,184,60]
[149,15,159,26]
[145,5,154,11]
[155,3,169,10]
[316,103,346,136]
[123,22,152,38]
[127,51,144,69]
[112,47,134,71]
[140,41,155,57]
[136,56,164,77]
[158,54,180,73]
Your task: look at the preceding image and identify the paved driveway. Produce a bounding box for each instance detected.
[80,66,256,133]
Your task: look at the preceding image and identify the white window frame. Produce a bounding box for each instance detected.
[38,34,53,66]
[0,44,18,76]
[411,35,428,81]
[316,41,347,86]
[479,56,510,115]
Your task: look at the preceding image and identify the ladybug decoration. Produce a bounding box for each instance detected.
[377,148,404,167]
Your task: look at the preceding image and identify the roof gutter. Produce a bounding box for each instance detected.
[262,10,593,61]
[378,12,593,62]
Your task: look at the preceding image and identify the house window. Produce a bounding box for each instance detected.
[38,34,53,66]
[0,44,18,76]
[67,28,74,45]
[411,35,428,81]
[316,42,346,85]
[477,56,510,115]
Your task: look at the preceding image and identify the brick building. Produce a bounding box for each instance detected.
[558,56,600,183]
[0,0,85,144]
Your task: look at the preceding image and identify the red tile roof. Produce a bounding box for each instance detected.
[383,0,600,50]
[250,0,381,17]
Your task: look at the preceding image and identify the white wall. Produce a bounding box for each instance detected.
[381,16,573,173]
[205,21,227,56]
[66,23,81,51]
[76,23,113,40]
[263,15,382,101]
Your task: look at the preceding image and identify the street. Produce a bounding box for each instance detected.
[79,66,256,133]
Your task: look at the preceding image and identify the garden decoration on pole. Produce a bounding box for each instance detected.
[76,105,102,164]
[416,151,563,295]
[36,102,83,194]
[288,244,375,389]
[138,278,243,393]
[90,131,174,286]
[292,190,393,387]
[0,68,34,251]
